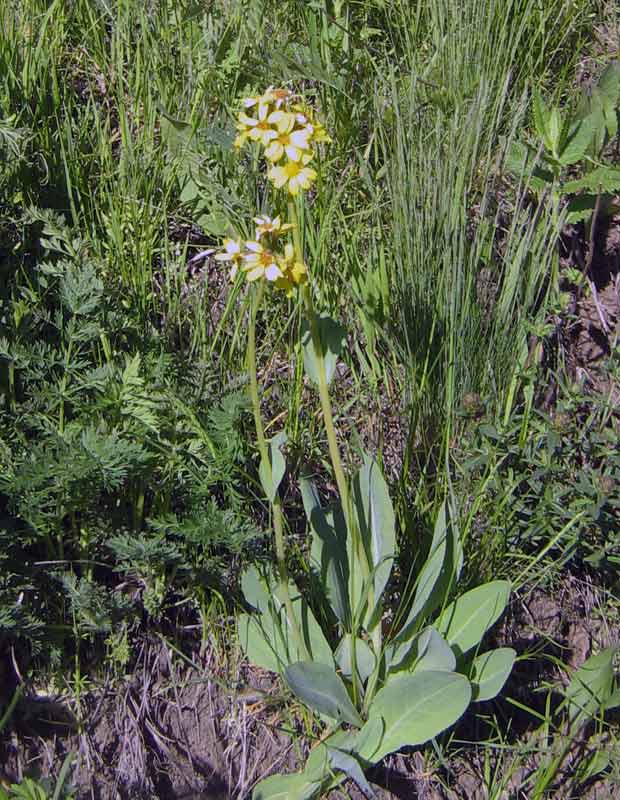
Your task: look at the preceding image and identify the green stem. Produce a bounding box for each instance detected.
[288,200,376,674]
[247,283,309,661]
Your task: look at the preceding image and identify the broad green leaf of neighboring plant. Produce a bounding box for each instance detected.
[301,314,347,386]
[252,771,321,800]
[284,661,364,727]
[352,456,396,629]
[395,502,463,643]
[259,431,287,503]
[504,141,555,191]
[335,633,377,684]
[469,647,516,702]
[558,117,596,166]
[369,671,471,761]
[301,477,349,624]
[436,581,511,658]
[565,646,618,726]
[562,165,620,195]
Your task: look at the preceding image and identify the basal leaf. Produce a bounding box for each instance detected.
[252,771,321,800]
[285,661,363,727]
[259,431,287,503]
[436,581,511,658]
[352,456,395,628]
[335,633,376,684]
[327,748,375,799]
[369,671,471,761]
[395,502,462,643]
[237,613,283,674]
[301,477,349,624]
[301,314,346,386]
[470,647,516,702]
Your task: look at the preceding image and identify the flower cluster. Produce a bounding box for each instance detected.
[234,86,330,196]
[215,216,307,296]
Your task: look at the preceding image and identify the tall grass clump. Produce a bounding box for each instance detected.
[360,0,597,468]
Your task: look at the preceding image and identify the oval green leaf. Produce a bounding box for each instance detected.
[369,671,471,761]
[436,580,511,657]
[470,647,516,702]
[252,771,320,800]
[285,661,363,728]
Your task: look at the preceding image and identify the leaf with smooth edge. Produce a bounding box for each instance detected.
[390,626,455,673]
[437,580,511,658]
[352,456,395,627]
[259,431,287,503]
[301,477,349,624]
[317,717,385,766]
[285,661,363,727]
[369,671,471,761]
[335,634,376,684]
[237,613,283,674]
[396,502,462,643]
[566,647,617,725]
[252,771,320,800]
[301,314,346,386]
[274,580,334,667]
[241,566,271,613]
[470,648,516,701]
[327,748,375,799]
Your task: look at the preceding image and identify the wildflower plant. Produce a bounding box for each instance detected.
[219,88,516,799]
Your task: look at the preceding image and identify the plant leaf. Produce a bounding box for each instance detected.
[327,748,375,799]
[436,580,511,658]
[252,771,321,800]
[565,647,617,726]
[241,566,271,613]
[284,661,363,727]
[470,647,516,701]
[301,314,347,386]
[237,612,283,674]
[335,634,377,684]
[395,502,462,643]
[563,165,620,194]
[352,456,395,628]
[369,671,471,761]
[390,625,456,674]
[302,477,349,624]
[558,117,595,166]
[259,431,287,503]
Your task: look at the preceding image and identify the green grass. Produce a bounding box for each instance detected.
[1,0,619,796]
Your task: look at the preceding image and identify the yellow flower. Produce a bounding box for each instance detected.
[236,107,278,148]
[292,103,332,145]
[275,243,308,295]
[268,156,317,195]
[254,215,293,240]
[214,238,243,280]
[263,116,314,163]
[242,241,282,282]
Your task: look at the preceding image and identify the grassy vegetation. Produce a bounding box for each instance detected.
[1,0,619,797]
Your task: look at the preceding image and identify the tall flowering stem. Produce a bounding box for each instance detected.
[247,282,309,661]
[288,201,374,647]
